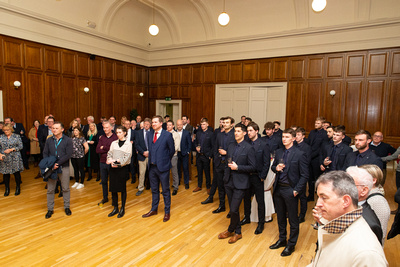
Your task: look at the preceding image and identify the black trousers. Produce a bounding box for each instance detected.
[309,158,321,197]
[71,157,85,183]
[112,191,127,208]
[273,185,300,246]
[225,178,246,234]
[243,174,265,224]
[212,164,226,208]
[196,154,211,188]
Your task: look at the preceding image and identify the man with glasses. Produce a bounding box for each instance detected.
[369,131,396,185]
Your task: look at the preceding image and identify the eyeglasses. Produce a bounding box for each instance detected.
[373,135,383,138]
[355,184,365,187]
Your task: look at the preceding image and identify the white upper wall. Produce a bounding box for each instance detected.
[0,0,399,66]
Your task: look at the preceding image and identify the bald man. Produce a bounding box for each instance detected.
[369,131,396,185]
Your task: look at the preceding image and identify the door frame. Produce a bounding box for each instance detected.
[155,99,182,121]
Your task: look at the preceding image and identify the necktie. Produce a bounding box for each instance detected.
[144,130,149,149]
[153,131,158,143]
[330,145,337,162]
[283,149,289,164]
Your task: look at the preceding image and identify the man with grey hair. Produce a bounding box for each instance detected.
[346,166,383,244]
[309,171,387,266]
[83,115,94,136]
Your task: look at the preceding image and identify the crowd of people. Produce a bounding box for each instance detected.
[0,113,399,265]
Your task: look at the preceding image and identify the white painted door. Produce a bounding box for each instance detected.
[249,87,268,127]
[216,87,249,123]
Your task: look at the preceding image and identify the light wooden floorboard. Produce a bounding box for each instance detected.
[0,163,399,266]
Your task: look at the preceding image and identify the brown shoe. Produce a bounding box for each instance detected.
[228,234,242,244]
[218,230,234,239]
[142,210,158,218]
[163,213,170,222]
[193,187,202,192]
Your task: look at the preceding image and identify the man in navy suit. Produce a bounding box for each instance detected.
[269,128,308,257]
[176,119,192,189]
[218,123,256,244]
[142,115,175,222]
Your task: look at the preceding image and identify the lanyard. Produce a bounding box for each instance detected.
[54,138,63,157]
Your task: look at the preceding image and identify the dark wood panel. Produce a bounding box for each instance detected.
[326,55,344,78]
[286,82,304,128]
[364,80,385,133]
[159,67,169,85]
[149,68,158,85]
[126,64,135,83]
[190,85,203,125]
[62,50,76,76]
[113,83,125,119]
[216,63,228,83]
[135,85,146,116]
[180,85,191,98]
[391,51,400,75]
[24,42,43,71]
[44,74,62,119]
[115,62,126,82]
[3,69,25,123]
[304,82,323,130]
[91,57,102,79]
[136,66,146,84]
[148,86,157,99]
[273,59,288,80]
[202,85,215,127]
[103,82,114,117]
[307,56,324,79]
[44,47,61,72]
[148,99,156,117]
[126,84,134,117]
[243,61,257,82]
[346,53,365,77]
[170,67,180,84]
[324,81,343,125]
[203,64,215,83]
[171,85,179,98]
[158,86,171,99]
[182,99,191,120]
[385,79,400,137]
[61,76,77,125]
[91,79,103,123]
[343,80,363,134]
[77,53,90,77]
[103,59,115,80]
[229,62,243,83]
[368,52,388,76]
[258,60,272,81]
[289,58,305,80]
[3,37,23,68]
[181,66,192,84]
[78,78,91,119]
[192,65,203,84]
[26,71,44,125]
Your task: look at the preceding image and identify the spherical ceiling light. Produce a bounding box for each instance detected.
[218,12,230,26]
[312,0,327,12]
[149,24,159,36]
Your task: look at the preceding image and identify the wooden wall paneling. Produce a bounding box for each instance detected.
[180,85,191,99]
[135,85,146,117]
[44,73,62,120]
[77,53,90,77]
[343,80,363,134]
[3,37,23,68]
[126,64,135,83]
[216,63,229,83]
[24,42,43,71]
[368,51,388,76]
[149,68,158,85]
[77,77,91,120]
[326,55,344,78]
[170,66,180,84]
[113,82,125,119]
[180,66,192,84]
[364,79,386,133]
[44,47,61,73]
[90,79,103,122]
[243,60,257,82]
[115,62,126,82]
[148,99,156,117]
[182,99,191,119]
[158,86,171,99]
[346,52,366,77]
[190,85,203,125]
[3,68,25,123]
[385,79,400,138]
[304,82,323,130]
[61,50,76,76]
[171,85,180,98]
[390,50,400,76]
[126,84,134,117]
[289,58,306,80]
[202,84,215,127]
[91,57,102,79]
[286,82,305,128]
[61,76,77,124]
[258,60,272,81]
[307,56,324,79]
[25,71,44,126]
[273,59,288,81]
[192,65,203,84]
[148,86,157,99]
[203,64,215,83]
[228,62,243,83]
[324,80,343,125]
[159,67,169,85]
[136,66,146,84]
[103,59,115,80]
[103,82,114,118]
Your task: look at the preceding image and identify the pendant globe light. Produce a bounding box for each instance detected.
[149,0,159,36]
[312,0,327,12]
[218,0,230,26]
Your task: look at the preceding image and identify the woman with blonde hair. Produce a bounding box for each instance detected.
[86,123,100,181]
[67,119,79,138]
[360,164,390,245]
[0,124,24,196]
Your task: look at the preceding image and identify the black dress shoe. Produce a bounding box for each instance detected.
[96,177,100,182]
[0,180,4,185]
[307,196,314,202]
[298,216,305,223]
[269,240,287,249]
[281,245,295,257]
[201,197,213,204]
[212,206,226,213]
[172,189,178,195]
[55,188,59,194]
[87,176,92,181]
[117,207,125,218]
[131,178,136,184]
[226,213,231,218]
[255,224,264,235]
[45,210,54,219]
[65,208,72,216]
[15,186,20,196]
[240,217,251,225]
[108,207,119,217]
[185,184,189,189]
[265,218,274,223]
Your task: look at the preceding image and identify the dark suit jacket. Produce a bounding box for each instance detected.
[38,124,50,150]
[296,141,312,164]
[135,128,154,161]
[271,146,309,194]
[250,138,271,180]
[223,140,256,189]
[148,129,175,172]
[343,135,352,146]
[213,128,236,167]
[261,134,283,153]
[179,129,192,155]
[195,128,213,158]
[82,124,90,137]
[343,148,383,170]
[308,129,329,159]
[13,122,29,145]
[320,142,353,171]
